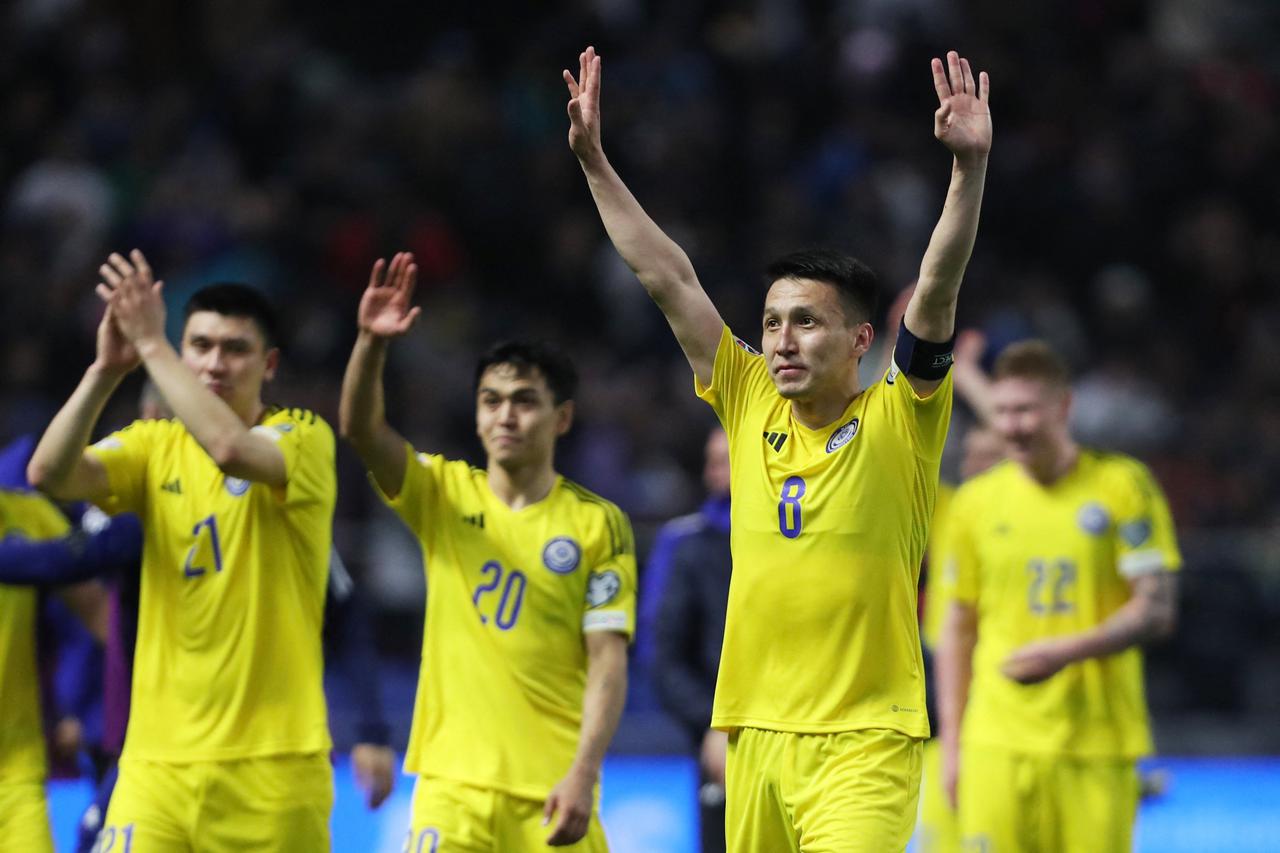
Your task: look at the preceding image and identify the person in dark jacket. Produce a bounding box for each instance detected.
[651,427,731,853]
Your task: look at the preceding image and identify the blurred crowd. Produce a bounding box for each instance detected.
[2,0,1278,693]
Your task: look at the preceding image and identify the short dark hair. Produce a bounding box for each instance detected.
[765,248,879,326]
[474,341,578,404]
[183,284,280,349]
[993,340,1071,388]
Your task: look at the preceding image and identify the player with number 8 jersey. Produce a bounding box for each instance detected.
[698,328,950,736]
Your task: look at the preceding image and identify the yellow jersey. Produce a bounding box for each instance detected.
[697,326,951,737]
[88,408,334,761]
[379,445,637,801]
[942,451,1181,758]
[0,490,70,783]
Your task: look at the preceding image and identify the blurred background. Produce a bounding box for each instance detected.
[3,0,1278,849]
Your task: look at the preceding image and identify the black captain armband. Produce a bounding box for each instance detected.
[893,320,956,380]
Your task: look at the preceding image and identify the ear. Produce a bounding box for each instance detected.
[555,400,575,437]
[852,321,875,359]
[263,347,281,382]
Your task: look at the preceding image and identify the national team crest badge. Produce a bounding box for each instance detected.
[826,418,860,453]
[586,571,621,608]
[1077,502,1110,536]
[542,537,582,574]
[224,477,251,497]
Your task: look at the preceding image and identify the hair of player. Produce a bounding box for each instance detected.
[993,340,1071,388]
[474,341,579,404]
[765,248,879,327]
[183,283,280,350]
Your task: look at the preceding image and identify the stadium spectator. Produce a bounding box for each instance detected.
[650,426,732,852]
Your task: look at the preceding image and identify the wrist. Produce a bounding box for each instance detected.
[568,760,600,783]
[135,335,171,361]
[87,361,131,383]
[952,152,989,173]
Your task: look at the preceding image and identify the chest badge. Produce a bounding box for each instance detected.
[543,536,582,574]
[826,418,860,453]
[1077,502,1110,536]
[224,477,251,497]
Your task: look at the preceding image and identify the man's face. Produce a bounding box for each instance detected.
[475,364,572,468]
[761,278,870,401]
[991,377,1070,470]
[703,428,730,496]
[181,312,276,414]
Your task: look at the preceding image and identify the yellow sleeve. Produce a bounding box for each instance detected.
[1112,460,1182,578]
[878,360,954,461]
[371,443,446,539]
[582,504,638,640]
[0,491,71,540]
[939,485,981,604]
[86,419,164,515]
[695,326,773,435]
[254,409,335,508]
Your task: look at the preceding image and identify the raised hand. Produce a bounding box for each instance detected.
[931,51,992,162]
[95,249,166,349]
[93,303,141,375]
[358,252,421,338]
[563,46,603,164]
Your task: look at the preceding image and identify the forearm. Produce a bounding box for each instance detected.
[579,154,698,298]
[0,534,110,585]
[907,157,988,341]
[571,636,628,778]
[339,332,406,495]
[28,365,122,499]
[1055,592,1175,663]
[135,338,257,469]
[936,607,977,747]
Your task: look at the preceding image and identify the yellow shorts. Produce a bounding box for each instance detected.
[916,738,960,853]
[725,727,923,853]
[407,775,609,852]
[99,752,333,852]
[958,745,1138,853]
[0,780,54,853]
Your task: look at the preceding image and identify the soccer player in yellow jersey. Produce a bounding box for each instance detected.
[0,489,75,853]
[566,46,991,851]
[936,341,1180,853]
[28,251,336,851]
[339,253,635,850]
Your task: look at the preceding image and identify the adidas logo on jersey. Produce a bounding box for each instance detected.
[161,478,183,495]
[763,431,788,452]
[462,513,485,529]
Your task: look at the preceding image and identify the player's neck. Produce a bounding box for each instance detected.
[486,460,558,510]
[236,399,268,427]
[1022,438,1079,485]
[789,384,860,431]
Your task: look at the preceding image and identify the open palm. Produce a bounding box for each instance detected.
[932,51,992,160]
[564,46,602,162]
[359,252,421,338]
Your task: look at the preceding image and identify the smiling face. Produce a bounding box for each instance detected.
[991,376,1071,473]
[180,311,277,420]
[761,277,872,403]
[475,363,573,469]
